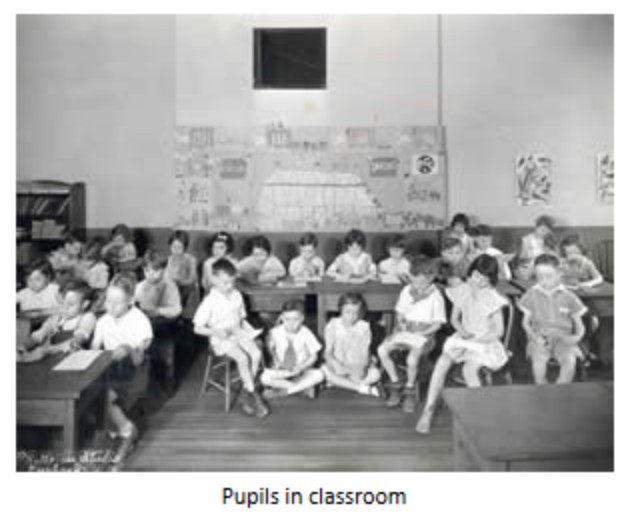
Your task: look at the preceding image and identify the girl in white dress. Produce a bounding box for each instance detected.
[416,254,508,434]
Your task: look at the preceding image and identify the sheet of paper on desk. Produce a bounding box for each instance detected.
[53,350,102,371]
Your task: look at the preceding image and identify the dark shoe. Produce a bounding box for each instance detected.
[113,423,138,464]
[386,382,402,408]
[238,390,256,416]
[252,392,270,419]
[401,387,417,414]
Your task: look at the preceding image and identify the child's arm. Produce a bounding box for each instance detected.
[579,259,604,288]
[291,352,318,377]
[258,257,286,284]
[193,323,230,341]
[450,305,472,339]
[155,282,182,319]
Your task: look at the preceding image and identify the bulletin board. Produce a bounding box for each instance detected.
[174,125,447,231]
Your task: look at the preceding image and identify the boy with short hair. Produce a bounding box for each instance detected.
[519,254,587,384]
[377,256,446,412]
[193,258,270,418]
[288,233,325,282]
[378,234,411,284]
[92,273,153,463]
[18,279,96,362]
[438,237,470,286]
[261,300,324,399]
[470,224,512,280]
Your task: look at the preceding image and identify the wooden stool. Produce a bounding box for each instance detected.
[200,350,242,412]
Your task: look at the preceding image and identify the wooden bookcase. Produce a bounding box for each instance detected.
[16,181,86,268]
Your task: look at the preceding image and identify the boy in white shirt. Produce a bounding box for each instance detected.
[193,258,270,419]
[377,256,446,413]
[92,273,153,463]
[288,233,325,282]
[378,234,411,284]
[261,300,324,399]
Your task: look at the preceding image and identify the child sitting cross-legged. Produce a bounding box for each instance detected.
[519,254,587,384]
[377,256,446,413]
[260,300,325,399]
[18,279,96,363]
[91,273,153,463]
[321,292,382,397]
[193,258,270,419]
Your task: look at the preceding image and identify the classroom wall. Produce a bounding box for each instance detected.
[443,14,614,226]
[16,15,613,230]
[16,15,177,228]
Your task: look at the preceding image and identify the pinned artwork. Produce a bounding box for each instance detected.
[370,157,399,177]
[515,154,552,206]
[597,153,614,205]
[412,154,439,176]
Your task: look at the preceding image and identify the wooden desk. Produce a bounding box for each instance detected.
[239,281,314,313]
[313,280,402,335]
[442,382,614,471]
[511,279,614,318]
[17,352,112,454]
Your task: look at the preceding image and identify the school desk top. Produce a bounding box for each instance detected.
[442,382,614,470]
[510,278,614,298]
[17,351,112,400]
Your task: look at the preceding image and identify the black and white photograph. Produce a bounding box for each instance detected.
[7,5,617,516]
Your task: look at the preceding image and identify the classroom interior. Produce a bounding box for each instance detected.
[16,14,613,471]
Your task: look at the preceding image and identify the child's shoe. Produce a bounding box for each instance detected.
[238,389,256,416]
[401,387,417,414]
[252,392,270,419]
[304,386,317,399]
[386,382,402,408]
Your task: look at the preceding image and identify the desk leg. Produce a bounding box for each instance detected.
[452,418,471,471]
[317,294,326,337]
[64,400,78,455]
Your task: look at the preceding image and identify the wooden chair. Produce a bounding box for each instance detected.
[200,348,242,412]
[592,240,614,282]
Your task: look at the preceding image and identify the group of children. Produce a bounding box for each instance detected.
[16,213,605,458]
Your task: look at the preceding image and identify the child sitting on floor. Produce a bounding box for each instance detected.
[17,258,61,313]
[202,231,237,291]
[91,273,153,462]
[326,229,377,283]
[377,256,446,413]
[378,234,411,284]
[416,255,508,434]
[193,258,270,419]
[18,279,96,363]
[101,224,138,272]
[438,237,470,287]
[321,292,382,397]
[288,233,325,283]
[237,235,286,286]
[559,235,604,289]
[519,254,587,384]
[261,300,324,399]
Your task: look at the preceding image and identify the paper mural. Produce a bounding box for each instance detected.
[174,125,447,231]
[515,154,552,206]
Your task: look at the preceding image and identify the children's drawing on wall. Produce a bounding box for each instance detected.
[370,157,399,177]
[412,154,439,176]
[515,153,552,206]
[597,153,614,205]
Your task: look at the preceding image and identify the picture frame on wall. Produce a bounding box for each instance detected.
[515,153,552,206]
[597,152,614,205]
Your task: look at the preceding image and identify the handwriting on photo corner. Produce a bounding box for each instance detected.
[221,487,408,508]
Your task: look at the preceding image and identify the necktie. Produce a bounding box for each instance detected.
[281,337,297,371]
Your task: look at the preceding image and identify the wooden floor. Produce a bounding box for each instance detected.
[126,351,454,471]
